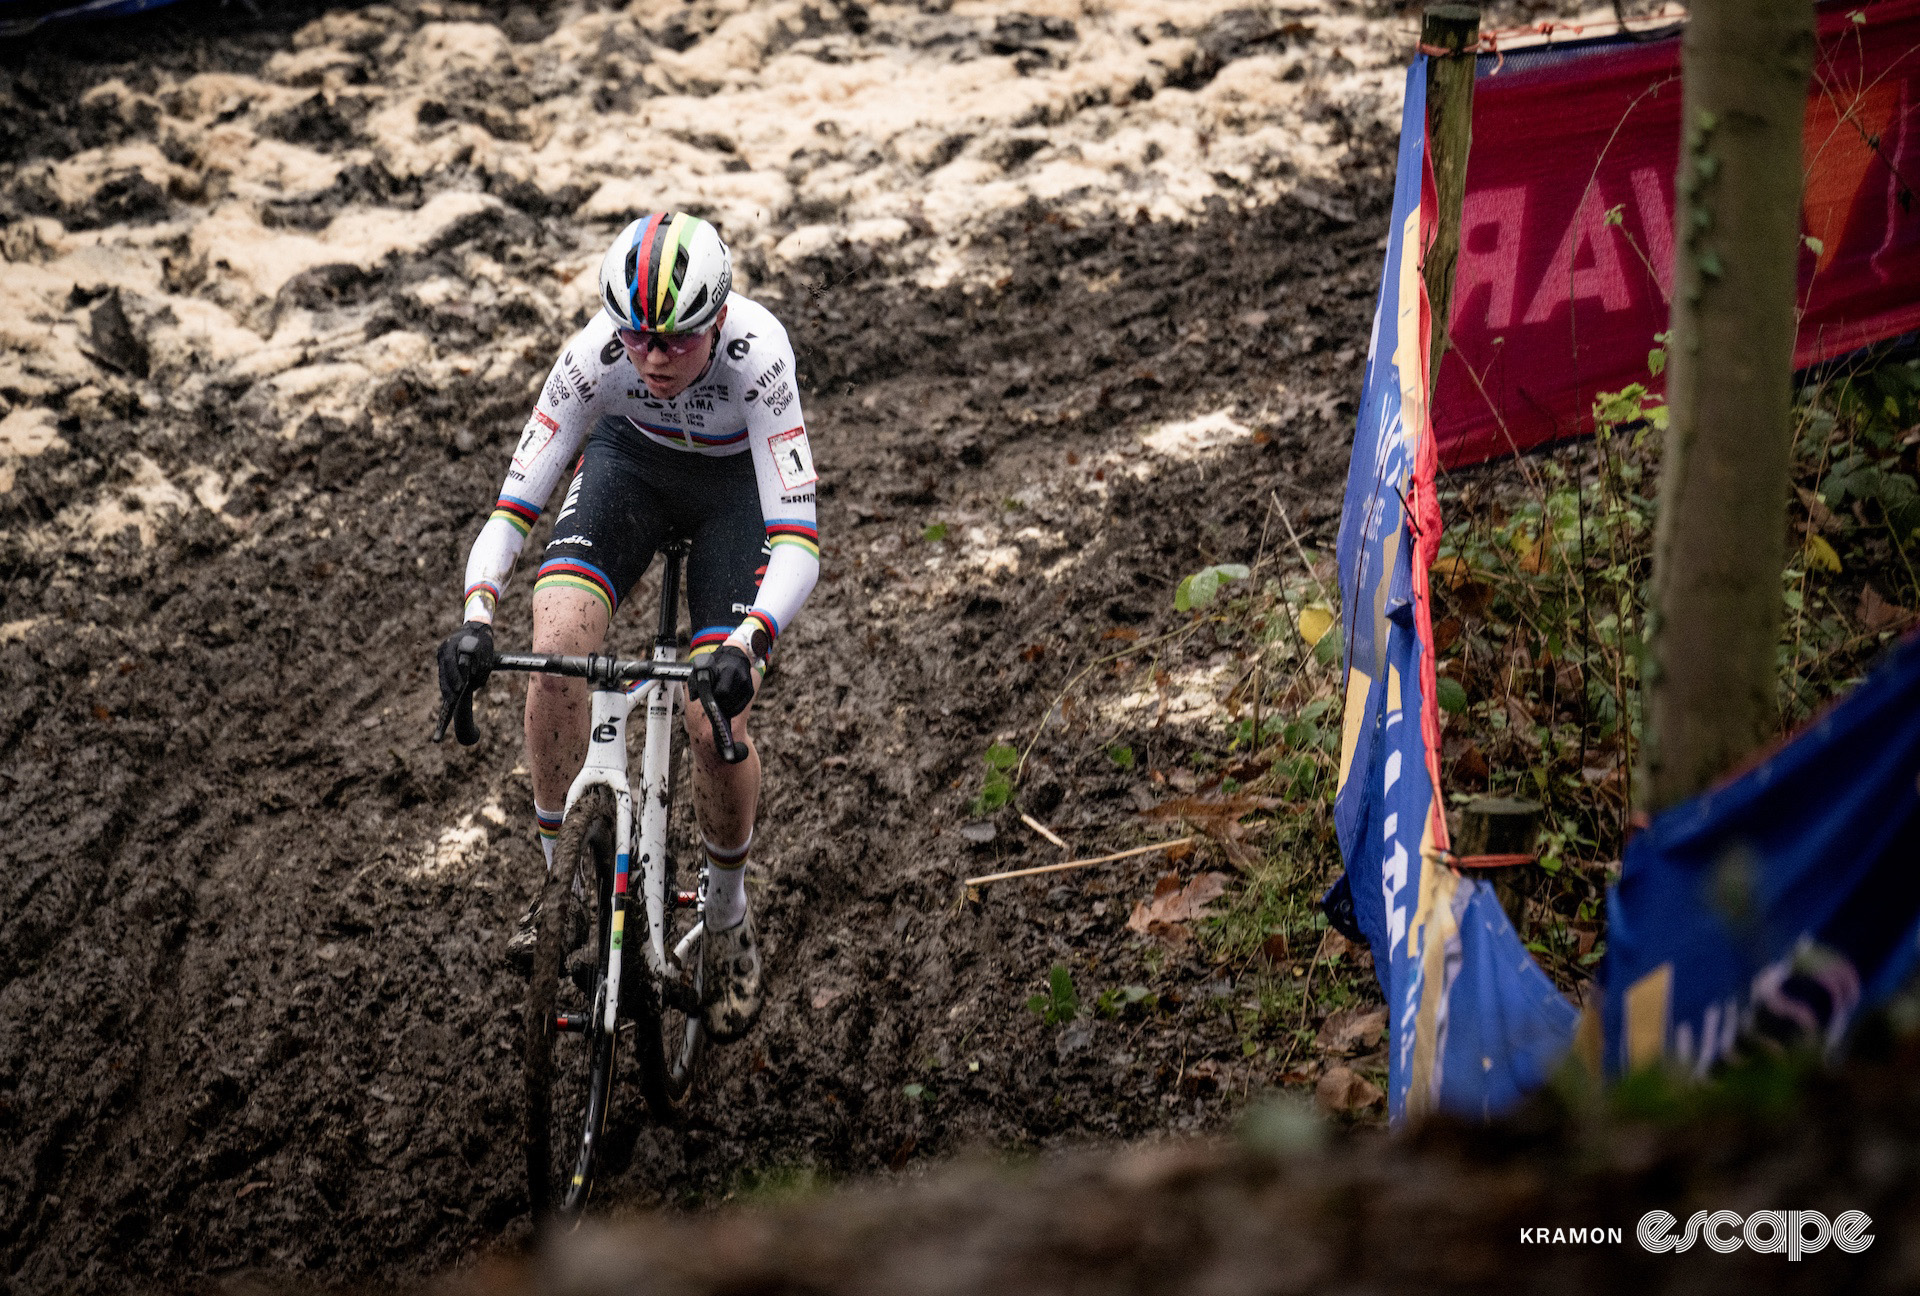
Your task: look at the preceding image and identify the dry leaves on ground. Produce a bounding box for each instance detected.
[1314,1006,1388,1055]
[1140,795,1282,870]
[1315,1064,1385,1114]
[1126,871,1230,943]
[1858,584,1917,633]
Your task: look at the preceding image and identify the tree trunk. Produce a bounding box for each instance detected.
[1422,4,1480,391]
[1643,0,1818,813]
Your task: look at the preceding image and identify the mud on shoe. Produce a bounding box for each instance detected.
[700,909,762,1042]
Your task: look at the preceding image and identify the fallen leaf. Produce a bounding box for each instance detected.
[235,1180,271,1200]
[1314,1007,1388,1054]
[1315,1064,1385,1114]
[1297,605,1335,647]
[1449,742,1489,786]
[1019,643,1046,662]
[1164,839,1195,864]
[1101,627,1140,642]
[1127,872,1230,936]
[1858,585,1916,634]
[1260,931,1288,964]
[1804,533,1842,573]
[1431,555,1472,587]
[1432,616,1462,653]
[1797,485,1838,533]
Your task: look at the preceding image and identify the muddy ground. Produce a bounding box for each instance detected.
[466,1036,1920,1296]
[0,0,1440,1289]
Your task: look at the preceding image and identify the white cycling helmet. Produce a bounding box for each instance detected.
[598,212,732,334]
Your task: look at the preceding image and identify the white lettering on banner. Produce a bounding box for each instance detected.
[1638,1209,1873,1258]
[1630,167,1675,294]
[1382,842,1409,947]
[1522,187,1635,323]
[1453,185,1529,329]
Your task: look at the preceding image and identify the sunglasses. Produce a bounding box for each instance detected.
[616,326,709,358]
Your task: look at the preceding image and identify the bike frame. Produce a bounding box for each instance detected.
[559,543,706,1036]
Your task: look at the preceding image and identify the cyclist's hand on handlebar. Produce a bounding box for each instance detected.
[709,644,757,719]
[434,620,495,745]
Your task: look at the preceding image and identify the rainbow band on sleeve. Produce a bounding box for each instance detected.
[690,625,732,658]
[743,608,780,646]
[464,579,501,611]
[765,519,819,559]
[534,556,619,619]
[491,494,542,537]
[536,806,563,843]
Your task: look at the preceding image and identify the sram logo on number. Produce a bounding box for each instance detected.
[768,426,818,490]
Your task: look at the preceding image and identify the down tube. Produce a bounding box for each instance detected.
[637,682,676,978]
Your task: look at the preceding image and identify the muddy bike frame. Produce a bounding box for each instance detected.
[485,541,746,1035]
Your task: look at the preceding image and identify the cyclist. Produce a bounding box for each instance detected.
[436,212,819,1042]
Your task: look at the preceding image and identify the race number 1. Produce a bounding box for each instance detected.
[769,426,818,490]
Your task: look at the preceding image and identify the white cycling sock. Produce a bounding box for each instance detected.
[703,832,751,931]
[535,801,563,873]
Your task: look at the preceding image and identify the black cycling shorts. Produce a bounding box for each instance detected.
[533,417,768,656]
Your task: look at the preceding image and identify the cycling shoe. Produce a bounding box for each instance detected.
[699,909,762,1042]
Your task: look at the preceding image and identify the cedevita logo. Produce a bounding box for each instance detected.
[1637,1209,1874,1259]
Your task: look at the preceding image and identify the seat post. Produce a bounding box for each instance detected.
[655,541,686,650]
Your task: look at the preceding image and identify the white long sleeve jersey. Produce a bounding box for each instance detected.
[459,294,820,652]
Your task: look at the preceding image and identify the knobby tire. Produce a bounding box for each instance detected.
[523,786,619,1221]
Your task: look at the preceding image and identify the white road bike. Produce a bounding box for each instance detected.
[434,540,745,1218]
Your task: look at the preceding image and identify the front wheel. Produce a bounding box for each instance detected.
[523,786,619,1221]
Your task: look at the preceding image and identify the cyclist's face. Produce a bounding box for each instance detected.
[620,305,727,399]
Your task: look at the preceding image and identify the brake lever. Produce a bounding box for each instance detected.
[690,670,747,765]
[432,630,493,746]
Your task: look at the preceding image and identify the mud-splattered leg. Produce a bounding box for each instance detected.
[683,684,760,886]
[525,585,610,837]
[686,677,763,1039]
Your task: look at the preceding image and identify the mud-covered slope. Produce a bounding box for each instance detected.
[0,2,1404,1290]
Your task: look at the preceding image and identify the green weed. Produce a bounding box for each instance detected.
[1026,964,1079,1026]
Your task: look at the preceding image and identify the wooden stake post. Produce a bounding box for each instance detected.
[1421,3,1480,390]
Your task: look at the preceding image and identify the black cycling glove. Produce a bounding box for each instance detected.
[436,621,494,745]
[709,644,757,719]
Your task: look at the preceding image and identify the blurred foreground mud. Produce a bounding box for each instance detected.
[457,1041,1920,1296]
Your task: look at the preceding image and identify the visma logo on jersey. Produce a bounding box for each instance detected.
[1637,1209,1873,1258]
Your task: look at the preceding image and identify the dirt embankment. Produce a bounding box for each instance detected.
[467,1038,1920,1296]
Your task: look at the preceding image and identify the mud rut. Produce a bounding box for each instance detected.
[0,2,1403,1289]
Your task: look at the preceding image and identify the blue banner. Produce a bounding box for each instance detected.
[1331,58,1578,1123]
[0,0,183,39]
[1604,631,1920,1074]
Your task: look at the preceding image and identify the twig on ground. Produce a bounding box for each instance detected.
[1019,813,1069,850]
[964,837,1196,888]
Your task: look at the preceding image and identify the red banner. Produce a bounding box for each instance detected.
[1435,0,1920,468]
